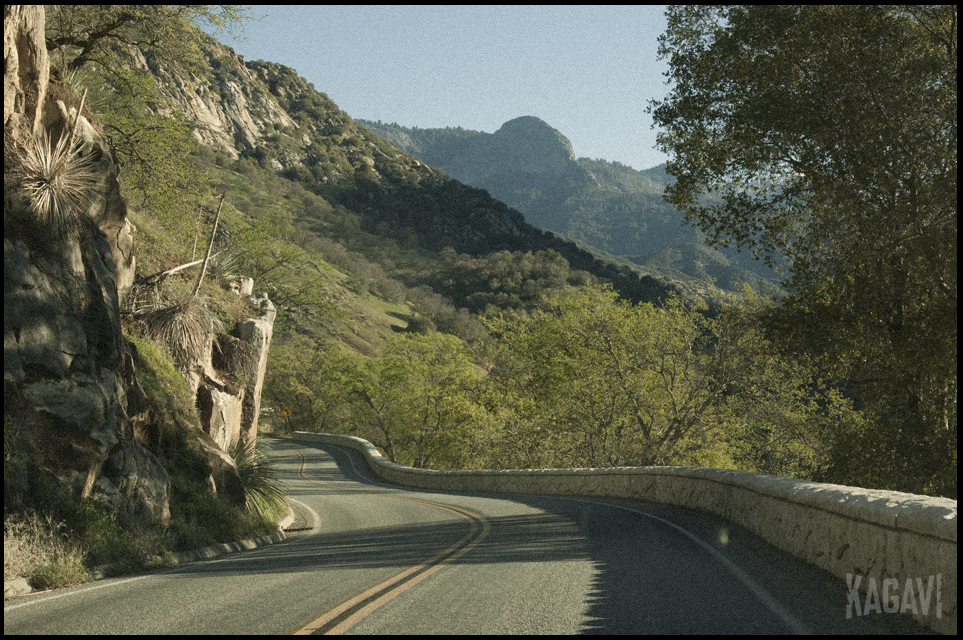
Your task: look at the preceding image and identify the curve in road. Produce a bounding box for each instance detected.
[3,440,931,634]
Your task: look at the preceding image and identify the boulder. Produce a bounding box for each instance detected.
[197,383,244,451]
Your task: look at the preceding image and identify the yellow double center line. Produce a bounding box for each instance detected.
[288,448,491,635]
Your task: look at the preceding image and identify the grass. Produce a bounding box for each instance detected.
[3,511,90,588]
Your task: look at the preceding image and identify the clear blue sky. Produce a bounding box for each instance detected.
[213,5,671,171]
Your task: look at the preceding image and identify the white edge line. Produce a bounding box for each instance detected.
[562,496,811,635]
[3,567,185,612]
[286,497,322,533]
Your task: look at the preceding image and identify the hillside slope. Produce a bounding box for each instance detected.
[133,41,677,306]
[361,118,784,292]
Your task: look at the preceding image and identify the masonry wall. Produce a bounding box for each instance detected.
[293,432,956,634]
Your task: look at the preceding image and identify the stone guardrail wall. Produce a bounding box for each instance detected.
[293,432,956,634]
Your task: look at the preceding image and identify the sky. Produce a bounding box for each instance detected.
[212,5,671,171]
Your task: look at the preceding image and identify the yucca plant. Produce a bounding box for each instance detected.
[227,437,286,522]
[134,194,227,368]
[19,89,97,235]
[140,299,220,370]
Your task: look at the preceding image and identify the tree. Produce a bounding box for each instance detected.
[264,335,355,435]
[43,6,253,238]
[649,5,956,497]
[335,333,493,469]
[45,6,250,74]
[483,286,728,469]
[710,290,861,480]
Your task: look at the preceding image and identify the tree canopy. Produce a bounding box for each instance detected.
[650,5,957,496]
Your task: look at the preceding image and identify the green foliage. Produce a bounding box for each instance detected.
[710,291,858,479]
[335,333,493,468]
[277,284,846,477]
[227,438,286,522]
[43,6,251,239]
[126,334,199,429]
[265,335,356,434]
[650,5,957,497]
[45,6,251,74]
[482,285,725,468]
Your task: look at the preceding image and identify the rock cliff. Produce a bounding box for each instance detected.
[3,6,274,526]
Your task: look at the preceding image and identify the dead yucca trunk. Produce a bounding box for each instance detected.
[140,302,210,369]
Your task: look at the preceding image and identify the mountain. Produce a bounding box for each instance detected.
[360,119,783,293]
[134,40,678,306]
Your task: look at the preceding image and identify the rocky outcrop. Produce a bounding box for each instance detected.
[4,6,273,526]
[4,5,48,138]
[4,5,162,523]
[442,116,578,184]
[131,46,298,159]
[197,285,276,451]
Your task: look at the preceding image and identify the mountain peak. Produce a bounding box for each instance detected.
[424,115,576,184]
[492,116,576,166]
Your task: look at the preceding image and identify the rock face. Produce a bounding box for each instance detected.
[197,286,276,451]
[4,7,165,525]
[3,5,48,138]
[132,47,298,159]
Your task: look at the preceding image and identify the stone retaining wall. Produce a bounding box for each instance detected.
[294,431,956,634]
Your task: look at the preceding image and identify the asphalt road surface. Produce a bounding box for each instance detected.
[4,440,932,634]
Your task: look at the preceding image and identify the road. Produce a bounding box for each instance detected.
[4,440,930,634]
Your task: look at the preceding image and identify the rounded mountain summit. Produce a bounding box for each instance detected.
[440,116,578,185]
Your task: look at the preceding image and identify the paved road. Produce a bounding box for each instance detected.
[4,440,930,634]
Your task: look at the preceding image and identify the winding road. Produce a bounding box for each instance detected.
[3,440,929,634]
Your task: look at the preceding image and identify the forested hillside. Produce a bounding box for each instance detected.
[360,118,784,295]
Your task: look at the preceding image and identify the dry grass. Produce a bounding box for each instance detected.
[4,511,90,588]
[124,277,171,316]
[213,333,255,380]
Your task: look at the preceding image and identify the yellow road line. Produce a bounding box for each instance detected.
[288,448,490,635]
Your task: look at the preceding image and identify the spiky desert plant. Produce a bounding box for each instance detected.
[227,437,286,521]
[124,277,172,316]
[206,248,242,286]
[140,299,221,369]
[137,194,228,367]
[19,89,97,234]
[20,131,98,234]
